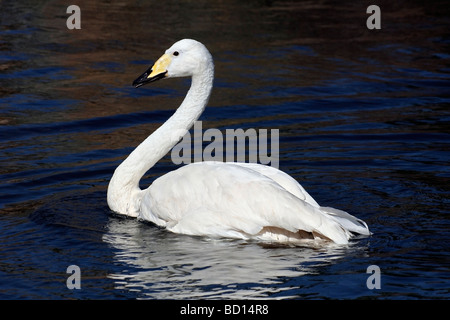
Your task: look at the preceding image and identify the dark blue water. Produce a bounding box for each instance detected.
[1,0,449,299]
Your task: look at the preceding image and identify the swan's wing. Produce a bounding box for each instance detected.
[234,163,371,236]
[228,162,320,207]
[320,206,371,236]
[139,162,355,244]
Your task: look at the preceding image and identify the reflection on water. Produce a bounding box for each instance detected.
[104,216,364,299]
[1,0,449,299]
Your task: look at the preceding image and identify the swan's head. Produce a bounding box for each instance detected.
[133,39,214,88]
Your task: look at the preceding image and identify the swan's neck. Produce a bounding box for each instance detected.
[107,71,213,216]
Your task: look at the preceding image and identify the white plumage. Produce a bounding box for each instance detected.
[107,39,370,245]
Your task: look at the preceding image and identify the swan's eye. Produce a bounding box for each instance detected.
[173,51,179,56]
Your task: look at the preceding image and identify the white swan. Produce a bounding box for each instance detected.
[107,39,370,245]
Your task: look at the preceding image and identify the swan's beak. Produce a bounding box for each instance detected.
[132,53,171,88]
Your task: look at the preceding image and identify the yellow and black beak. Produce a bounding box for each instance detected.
[132,53,171,88]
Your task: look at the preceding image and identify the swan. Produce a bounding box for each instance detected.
[107,39,370,245]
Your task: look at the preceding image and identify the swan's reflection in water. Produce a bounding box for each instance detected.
[104,216,361,299]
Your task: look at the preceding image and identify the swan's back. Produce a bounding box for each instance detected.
[139,161,369,244]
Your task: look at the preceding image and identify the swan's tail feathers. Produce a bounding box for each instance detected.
[320,206,371,236]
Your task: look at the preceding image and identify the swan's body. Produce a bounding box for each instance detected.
[107,39,370,245]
